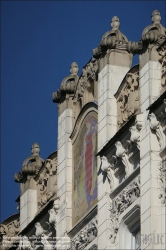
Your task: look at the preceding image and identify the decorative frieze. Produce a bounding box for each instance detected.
[71,217,98,250]
[115,70,140,129]
[109,176,140,244]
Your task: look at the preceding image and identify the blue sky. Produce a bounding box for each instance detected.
[1,1,166,222]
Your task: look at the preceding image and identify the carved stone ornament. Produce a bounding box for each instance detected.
[14,143,44,183]
[101,156,117,191]
[115,71,140,128]
[37,158,57,209]
[109,176,140,244]
[158,40,166,93]
[126,121,142,168]
[52,62,79,104]
[110,141,132,180]
[0,218,20,250]
[158,156,166,204]
[73,59,98,121]
[71,217,98,250]
[142,10,166,46]
[93,16,129,59]
[148,112,166,151]
[18,235,32,250]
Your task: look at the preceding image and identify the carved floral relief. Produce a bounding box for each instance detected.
[109,176,140,244]
[115,71,140,128]
[71,217,98,250]
[158,41,166,93]
[37,158,57,210]
[73,59,98,121]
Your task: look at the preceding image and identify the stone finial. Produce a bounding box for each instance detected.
[111,16,120,30]
[151,10,161,24]
[52,62,79,104]
[14,143,44,183]
[31,142,40,155]
[93,16,128,59]
[70,62,79,76]
[142,10,166,45]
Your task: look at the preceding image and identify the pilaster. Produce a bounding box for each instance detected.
[97,50,131,249]
[56,108,73,249]
[139,49,164,249]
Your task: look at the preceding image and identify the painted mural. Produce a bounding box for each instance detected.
[73,113,97,225]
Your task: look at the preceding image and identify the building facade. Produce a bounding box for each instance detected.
[0,10,166,250]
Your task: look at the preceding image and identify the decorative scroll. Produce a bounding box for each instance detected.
[116,71,140,128]
[73,113,97,225]
[71,217,98,250]
[109,176,140,244]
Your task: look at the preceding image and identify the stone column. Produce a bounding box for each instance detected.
[97,50,131,249]
[139,47,163,249]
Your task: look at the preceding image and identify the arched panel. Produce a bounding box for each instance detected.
[72,107,98,226]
